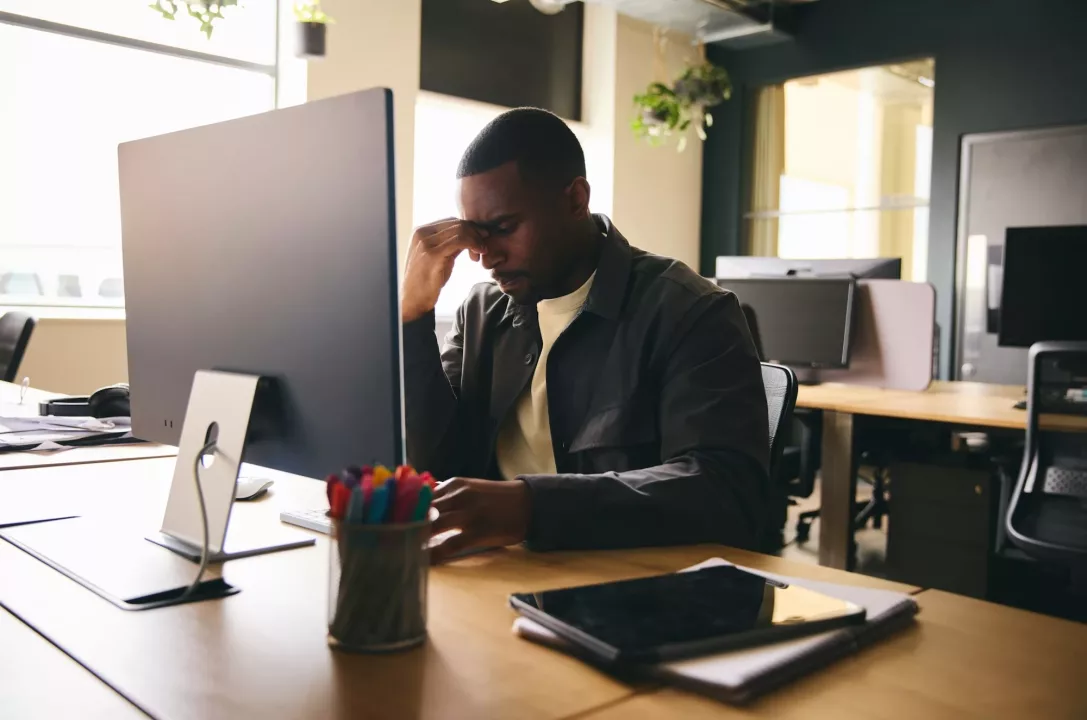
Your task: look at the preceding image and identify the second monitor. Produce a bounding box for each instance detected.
[719,277,856,369]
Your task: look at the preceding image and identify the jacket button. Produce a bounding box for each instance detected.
[523,353,534,365]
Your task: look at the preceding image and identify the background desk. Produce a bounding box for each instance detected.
[0,380,177,471]
[0,458,916,720]
[796,381,1087,569]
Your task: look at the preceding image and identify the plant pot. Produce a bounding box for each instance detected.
[295,21,326,58]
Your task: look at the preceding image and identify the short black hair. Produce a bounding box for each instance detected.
[456,107,586,190]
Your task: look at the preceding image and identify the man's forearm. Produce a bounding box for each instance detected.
[402,312,461,475]
[519,450,769,552]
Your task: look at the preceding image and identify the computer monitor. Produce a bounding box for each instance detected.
[715,256,901,280]
[719,277,856,368]
[999,225,1087,348]
[119,88,403,481]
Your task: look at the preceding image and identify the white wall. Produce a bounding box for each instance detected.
[18,318,128,394]
[307,0,421,269]
[601,14,703,270]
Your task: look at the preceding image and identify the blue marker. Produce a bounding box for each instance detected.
[365,484,389,524]
[346,485,365,523]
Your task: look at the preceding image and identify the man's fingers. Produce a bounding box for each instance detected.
[433,477,468,499]
[429,529,478,565]
[430,508,468,536]
[432,226,484,256]
[419,224,462,248]
[417,217,459,235]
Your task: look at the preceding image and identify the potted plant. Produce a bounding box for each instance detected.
[673,61,731,139]
[631,83,690,149]
[149,0,239,39]
[294,1,335,59]
[631,59,732,150]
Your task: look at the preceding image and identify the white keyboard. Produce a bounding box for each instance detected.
[279,508,332,535]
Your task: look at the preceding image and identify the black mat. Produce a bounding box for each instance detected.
[1,516,238,610]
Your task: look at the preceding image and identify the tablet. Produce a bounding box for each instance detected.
[509,565,866,665]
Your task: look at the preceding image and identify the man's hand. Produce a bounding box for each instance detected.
[401,218,484,323]
[429,478,531,564]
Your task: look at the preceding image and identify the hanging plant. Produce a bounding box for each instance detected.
[149,1,240,39]
[673,62,732,108]
[631,33,732,151]
[631,83,690,149]
[294,1,335,59]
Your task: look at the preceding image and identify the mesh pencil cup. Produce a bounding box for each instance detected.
[327,509,433,653]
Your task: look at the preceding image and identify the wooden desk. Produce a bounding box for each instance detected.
[795,381,1087,569]
[1,606,146,720]
[582,589,1087,719]
[796,380,1087,431]
[0,443,177,471]
[0,459,916,720]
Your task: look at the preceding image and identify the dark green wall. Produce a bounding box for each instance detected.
[701,0,1087,378]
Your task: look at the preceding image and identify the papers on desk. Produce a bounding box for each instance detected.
[513,558,919,705]
[0,416,134,452]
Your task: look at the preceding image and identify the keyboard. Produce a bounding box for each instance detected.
[280,508,332,535]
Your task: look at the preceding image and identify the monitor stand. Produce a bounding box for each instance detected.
[146,370,315,562]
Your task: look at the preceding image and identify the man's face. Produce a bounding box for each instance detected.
[457,161,585,304]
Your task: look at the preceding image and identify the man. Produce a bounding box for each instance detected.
[402,108,772,563]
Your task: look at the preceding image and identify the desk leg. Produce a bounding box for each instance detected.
[819,410,858,570]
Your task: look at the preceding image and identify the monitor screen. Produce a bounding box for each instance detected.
[721,278,856,368]
[999,226,1087,348]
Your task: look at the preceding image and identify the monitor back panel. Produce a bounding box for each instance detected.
[119,89,402,478]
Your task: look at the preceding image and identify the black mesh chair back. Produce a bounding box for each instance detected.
[0,311,36,383]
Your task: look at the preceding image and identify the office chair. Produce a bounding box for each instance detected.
[1006,342,1087,568]
[0,311,37,383]
[760,362,798,551]
[741,303,889,545]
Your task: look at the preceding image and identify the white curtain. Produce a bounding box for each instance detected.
[748,84,786,257]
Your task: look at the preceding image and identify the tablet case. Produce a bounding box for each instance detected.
[513,558,918,705]
[0,516,239,610]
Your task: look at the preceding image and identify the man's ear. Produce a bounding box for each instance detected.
[566,177,591,220]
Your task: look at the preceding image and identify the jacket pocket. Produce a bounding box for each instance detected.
[569,403,658,454]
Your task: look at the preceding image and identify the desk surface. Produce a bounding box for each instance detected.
[0,458,917,720]
[1,606,146,720]
[796,380,1087,431]
[584,589,1087,720]
[0,442,178,471]
[0,381,178,470]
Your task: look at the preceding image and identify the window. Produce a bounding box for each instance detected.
[746,60,935,281]
[0,3,277,309]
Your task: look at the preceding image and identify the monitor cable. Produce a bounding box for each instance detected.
[178,439,216,601]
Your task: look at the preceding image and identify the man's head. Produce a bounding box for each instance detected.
[456,107,595,304]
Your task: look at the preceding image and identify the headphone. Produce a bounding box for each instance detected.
[40,384,131,419]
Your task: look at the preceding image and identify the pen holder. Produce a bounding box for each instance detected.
[327,512,431,653]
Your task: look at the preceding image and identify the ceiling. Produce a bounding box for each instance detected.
[579,0,819,44]
[798,59,936,104]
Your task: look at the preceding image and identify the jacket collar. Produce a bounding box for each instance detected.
[500,213,632,326]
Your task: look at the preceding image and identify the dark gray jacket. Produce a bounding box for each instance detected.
[403,216,772,552]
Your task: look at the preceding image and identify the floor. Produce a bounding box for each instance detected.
[783,477,1087,623]
[780,477,890,578]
